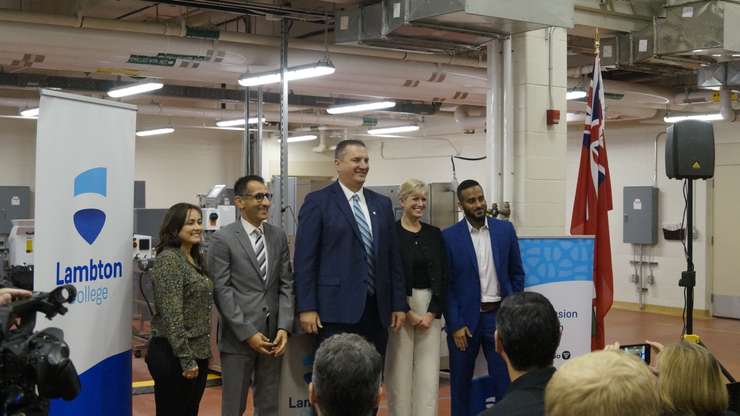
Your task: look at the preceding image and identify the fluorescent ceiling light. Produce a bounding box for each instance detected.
[663,113,723,123]
[20,107,39,118]
[327,101,396,114]
[287,134,318,143]
[566,90,587,100]
[239,60,336,87]
[136,127,175,137]
[216,117,266,127]
[368,125,420,135]
[566,112,584,122]
[108,81,164,98]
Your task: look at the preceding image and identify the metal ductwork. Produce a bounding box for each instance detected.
[596,1,739,73]
[697,61,740,88]
[335,0,574,52]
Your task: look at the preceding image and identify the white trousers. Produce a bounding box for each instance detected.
[385,289,442,416]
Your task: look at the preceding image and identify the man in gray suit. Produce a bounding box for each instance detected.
[209,174,294,416]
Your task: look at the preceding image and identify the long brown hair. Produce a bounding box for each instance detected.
[156,202,206,272]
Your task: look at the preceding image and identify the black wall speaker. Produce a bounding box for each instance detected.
[665,120,715,179]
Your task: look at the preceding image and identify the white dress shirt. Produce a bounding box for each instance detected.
[467,218,501,302]
[339,180,373,238]
[241,216,268,274]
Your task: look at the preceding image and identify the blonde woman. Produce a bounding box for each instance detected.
[385,178,448,416]
[545,350,661,416]
[655,341,736,416]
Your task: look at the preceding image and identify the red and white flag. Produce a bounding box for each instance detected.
[570,54,614,350]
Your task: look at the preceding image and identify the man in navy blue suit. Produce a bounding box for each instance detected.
[443,179,525,416]
[294,139,407,356]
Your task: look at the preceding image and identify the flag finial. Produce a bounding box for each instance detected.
[595,27,600,56]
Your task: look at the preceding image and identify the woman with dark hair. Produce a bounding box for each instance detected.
[146,202,213,416]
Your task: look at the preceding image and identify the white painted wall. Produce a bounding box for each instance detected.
[0,118,36,188]
[6,113,740,312]
[565,120,740,311]
[135,127,242,208]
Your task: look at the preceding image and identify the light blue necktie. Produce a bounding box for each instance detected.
[352,194,375,295]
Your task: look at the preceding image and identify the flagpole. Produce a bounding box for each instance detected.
[595,27,600,56]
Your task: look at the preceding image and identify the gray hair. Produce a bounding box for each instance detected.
[312,333,382,416]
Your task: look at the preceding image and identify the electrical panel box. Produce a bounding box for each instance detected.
[0,186,32,235]
[623,186,658,245]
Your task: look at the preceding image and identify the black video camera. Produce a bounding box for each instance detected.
[0,285,81,416]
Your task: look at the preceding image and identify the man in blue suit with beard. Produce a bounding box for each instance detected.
[443,179,525,416]
[294,139,407,356]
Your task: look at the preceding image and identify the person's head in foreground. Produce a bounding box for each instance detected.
[310,333,383,416]
[657,341,729,416]
[495,291,561,375]
[545,350,660,416]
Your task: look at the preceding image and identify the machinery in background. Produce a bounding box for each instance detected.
[5,219,34,291]
[198,184,238,244]
[0,186,32,283]
[269,176,334,254]
[197,184,238,373]
[132,234,155,358]
[132,234,154,260]
[367,182,458,230]
[8,219,34,268]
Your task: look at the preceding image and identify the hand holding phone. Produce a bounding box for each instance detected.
[619,343,651,364]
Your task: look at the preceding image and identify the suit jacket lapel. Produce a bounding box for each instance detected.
[263,224,278,286]
[232,222,261,278]
[459,219,480,278]
[487,217,503,278]
[365,190,381,256]
[331,181,363,244]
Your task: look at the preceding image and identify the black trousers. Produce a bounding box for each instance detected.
[318,295,388,356]
[146,337,209,416]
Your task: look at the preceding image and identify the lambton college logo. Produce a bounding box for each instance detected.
[73,167,107,245]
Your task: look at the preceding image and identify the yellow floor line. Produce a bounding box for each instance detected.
[132,373,221,389]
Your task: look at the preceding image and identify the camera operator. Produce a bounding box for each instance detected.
[0,287,32,305]
[1,285,81,416]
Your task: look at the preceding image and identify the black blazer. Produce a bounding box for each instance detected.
[396,221,448,317]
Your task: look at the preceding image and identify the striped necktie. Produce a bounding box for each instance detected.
[351,194,375,295]
[253,228,267,281]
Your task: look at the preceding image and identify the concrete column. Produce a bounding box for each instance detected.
[510,28,569,235]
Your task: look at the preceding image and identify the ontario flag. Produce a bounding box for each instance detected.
[570,54,614,351]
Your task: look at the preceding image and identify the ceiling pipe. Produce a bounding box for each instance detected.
[0,10,485,68]
[720,87,737,122]
[312,132,328,153]
[454,105,485,130]
[0,97,369,127]
[0,21,488,101]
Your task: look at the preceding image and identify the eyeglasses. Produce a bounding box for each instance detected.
[239,192,273,201]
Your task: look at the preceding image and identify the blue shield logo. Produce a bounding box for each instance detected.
[73,167,107,245]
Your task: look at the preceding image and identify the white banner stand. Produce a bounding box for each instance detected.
[34,89,136,415]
